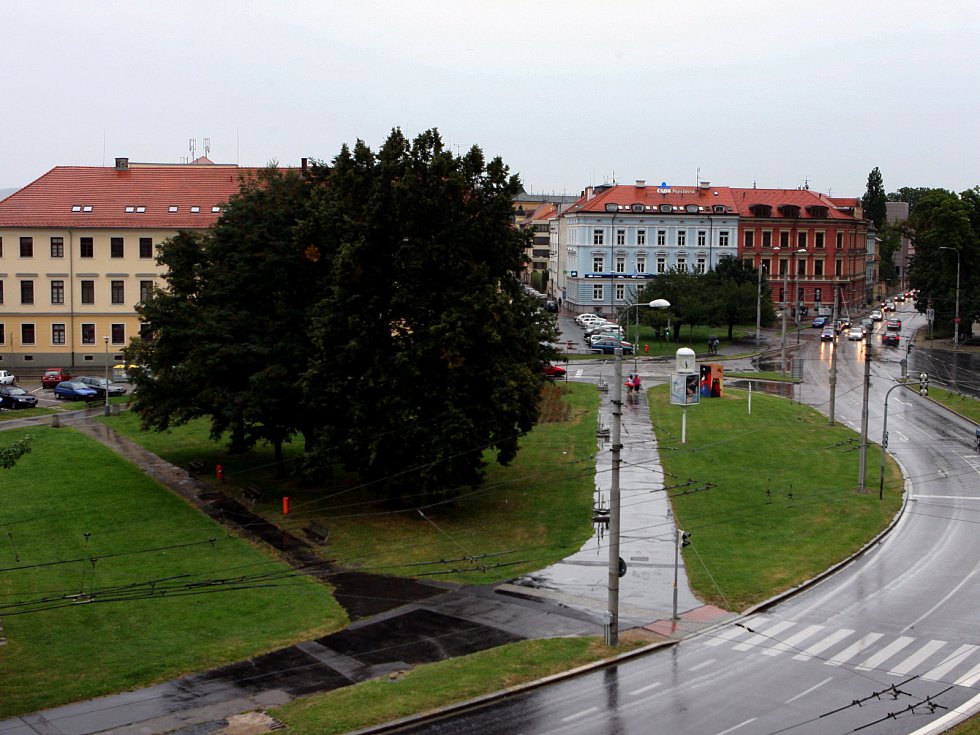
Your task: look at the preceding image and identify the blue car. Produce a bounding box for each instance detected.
[53,380,99,401]
[812,317,827,328]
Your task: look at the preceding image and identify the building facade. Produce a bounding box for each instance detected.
[551,181,740,316]
[0,157,258,372]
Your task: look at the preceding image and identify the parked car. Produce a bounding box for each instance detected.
[820,327,836,341]
[885,318,902,331]
[53,381,99,401]
[0,385,38,409]
[881,333,900,347]
[41,368,72,388]
[576,313,605,327]
[592,338,634,354]
[0,370,16,385]
[542,364,567,380]
[76,376,127,397]
[870,309,884,322]
[544,300,559,313]
[847,327,864,341]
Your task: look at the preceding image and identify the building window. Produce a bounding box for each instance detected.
[0,280,3,304]
[616,256,625,273]
[779,259,788,276]
[81,280,95,304]
[139,237,153,258]
[814,260,824,277]
[140,280,153,302]
[80,237,94,258]
[81,323,95,344]
[615,283,625,301]
[678,231,687,247]
[0,323,4,344]
[20,237,33,257]
[779,231,790,248]
[797,232,808,249]
[637,256,646,273]
[835,259,843,276]
[51,280,64,304]
[815,231,825,249]
[592,256,604,272]
[744,231,754,248]
[677,258,687,272]
[637,229,646,246]
[111,237,124,258]
[111,280,125,304]
[696,257,706,274]
[616,229,625,246]
[592,284,604,301]
[762,231,772,248]
[21,324,35,345]
[836,232,844,249]
[111,323,126,345]
[697,231,706,247]
[657,256,666,273]
[761,258,771,274]
[52,323,66,345]
[20,280,34,305]
[657,230,666,246]
[797,257,806,277]
[50,236,64,258]
[719,231,730,247]
[593,229,604,246]
[0,236,3,256]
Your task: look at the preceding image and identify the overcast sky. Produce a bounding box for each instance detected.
[4,0,978,198]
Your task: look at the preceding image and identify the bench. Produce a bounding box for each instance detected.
[188,459,207,476]
[304,521,330,544]
[242,483,263,506]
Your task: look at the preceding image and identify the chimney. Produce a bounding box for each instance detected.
[114,157,129,171]
[636,179,646,188]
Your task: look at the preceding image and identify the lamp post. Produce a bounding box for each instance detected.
[607,297,670,646]
[938,246,960,350]
[756,261,767,347]
[103,336,110,416]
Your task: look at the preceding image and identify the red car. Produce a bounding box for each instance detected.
[41,367,72,389]
[542,364,567,380]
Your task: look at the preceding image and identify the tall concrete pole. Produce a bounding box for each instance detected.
[858,345,871,492]
[828,287,839,425]
[606,346,624,645]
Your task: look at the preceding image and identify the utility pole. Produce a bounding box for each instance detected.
[607,346,624,645]
[858,345,871,492]
[828,287,839,425]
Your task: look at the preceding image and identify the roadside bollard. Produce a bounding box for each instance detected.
[216,464,224,481]
[283,496,291,515]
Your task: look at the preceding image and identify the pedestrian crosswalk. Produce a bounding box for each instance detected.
[702,614,980,688]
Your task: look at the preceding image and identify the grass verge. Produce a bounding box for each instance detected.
[0,426,344,718]
[649,385,904,610]
[272,635,651,735]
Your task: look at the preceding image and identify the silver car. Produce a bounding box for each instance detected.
[75,376,127,397]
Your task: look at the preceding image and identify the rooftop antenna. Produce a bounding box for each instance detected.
[203,137,210,158]
[696,166,700,186]
[189,137,196,161]
[803,177,810,190]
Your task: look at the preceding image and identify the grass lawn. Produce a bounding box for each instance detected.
[106,383,601,587]
[649,385,904,610]
[0,426,344,718]
[925,387,980,424]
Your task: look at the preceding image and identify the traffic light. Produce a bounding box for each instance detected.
[919,372,929,396]
[680,530,692,548]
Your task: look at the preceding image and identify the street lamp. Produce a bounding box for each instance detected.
[756,261,767,347]
[607,298,670,646]
[103,336,110,416]
[938,246,960,350]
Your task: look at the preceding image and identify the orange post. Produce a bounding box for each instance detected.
[283,496,291,515]
[216,464,224,481]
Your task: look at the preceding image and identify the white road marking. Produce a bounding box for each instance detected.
[922,644,979,682]
[856,636,915,671]
[785,676,834,704]
[733,620,796,652]
[889,639,947,676]
[793,628,854,661]
[689,658,717,672]
[955,661,980,688]
[714,718,757,735]
[630,681,662,696]
[826,633,884,666]
[764,624,826,656]
[703,618,759,647]
[561,706,598,723]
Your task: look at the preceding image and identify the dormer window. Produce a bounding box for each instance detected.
[190,206,200,213]
[778,204,801,218]
[168,205,178,213]
[82,205,93,212]
[749,204,772,218]
[125,206,135,213]
[211,206,221,213]
[136,206,145,213]
[659,204,672,213]
[71,205,82,212]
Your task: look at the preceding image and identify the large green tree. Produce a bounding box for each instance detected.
[705,256,774,339]
[862,167,887,230]
[300,129,555,503]
[907,189,979,339]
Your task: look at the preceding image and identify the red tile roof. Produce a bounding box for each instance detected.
[0,164,266,229]
[728,188,858,219]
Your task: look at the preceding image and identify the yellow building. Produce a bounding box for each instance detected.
[0,157,258,374]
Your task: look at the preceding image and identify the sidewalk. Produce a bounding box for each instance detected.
[1,391,715,735]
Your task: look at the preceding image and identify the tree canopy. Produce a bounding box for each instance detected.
[862,167,887,231]
[127,129,556,500]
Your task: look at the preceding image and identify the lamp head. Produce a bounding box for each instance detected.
[647,299,671,310]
